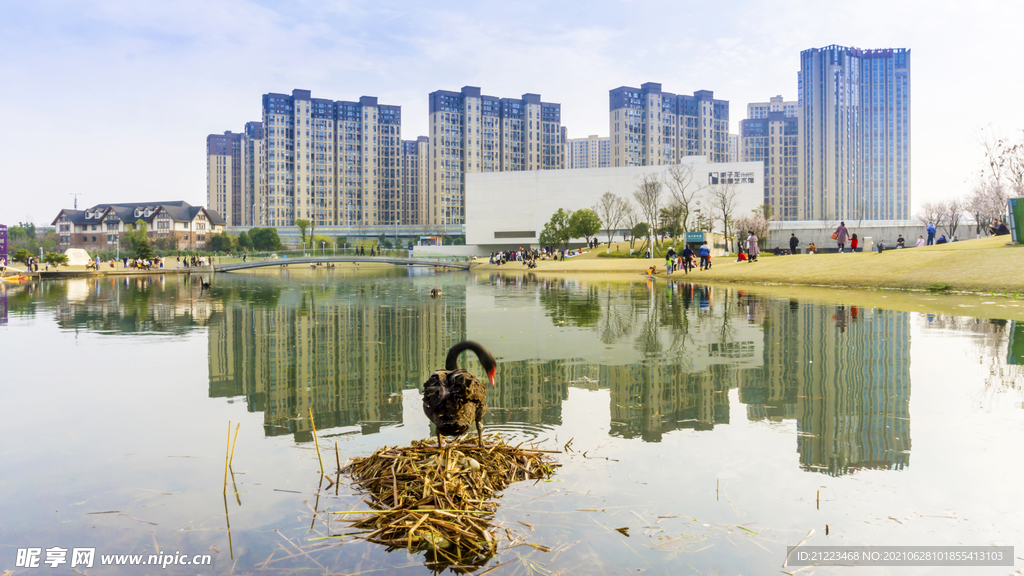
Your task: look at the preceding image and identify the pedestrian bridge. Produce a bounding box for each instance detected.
[213,255,473,273]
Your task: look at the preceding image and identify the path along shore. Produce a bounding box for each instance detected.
[473,235,1024,296]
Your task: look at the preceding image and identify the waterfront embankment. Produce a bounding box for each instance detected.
[474,235,1024,295]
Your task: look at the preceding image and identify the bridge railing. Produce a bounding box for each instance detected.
[238,247,471,263]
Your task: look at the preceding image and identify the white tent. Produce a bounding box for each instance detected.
[64,248,91,266]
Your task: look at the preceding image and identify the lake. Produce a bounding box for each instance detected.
[1,269,1021,574]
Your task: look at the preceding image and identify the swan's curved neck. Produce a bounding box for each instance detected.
[445,340,495,371]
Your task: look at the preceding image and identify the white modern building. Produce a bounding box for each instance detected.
[465,157,764,249]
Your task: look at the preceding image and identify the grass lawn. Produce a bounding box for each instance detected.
[473,236,1024,295]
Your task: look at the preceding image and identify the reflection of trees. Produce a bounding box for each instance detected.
[51,276,210,334]
[207,278,283,308]
[922,315,1024,391]
[538,284,601,328]
[595,286,634,345]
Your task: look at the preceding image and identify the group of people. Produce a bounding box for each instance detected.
[177,255,208,267]
[735,231,760,262]
[490,246,593,266]
[990,221,1011,237]
[490,247,540,266]
[659,241,713,276]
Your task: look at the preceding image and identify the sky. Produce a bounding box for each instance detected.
[2,0,1023,227]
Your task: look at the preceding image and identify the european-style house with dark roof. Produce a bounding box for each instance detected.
[51,201,226,251]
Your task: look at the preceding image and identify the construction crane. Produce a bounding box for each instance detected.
[70,192,81,210]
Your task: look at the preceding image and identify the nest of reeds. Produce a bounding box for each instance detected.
[338,435,559,568]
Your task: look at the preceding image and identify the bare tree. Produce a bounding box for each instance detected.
[979,126,1024,197]
[733,206,771,251]
[916,201,943,228]
[622,201,640,250]
[633,173,664,257]
[707,182,739,251]
[966,176,1009,236]
[594,192,629,249]
[965,182,991,237]
[663,163,705,236]
[939,198,966,239]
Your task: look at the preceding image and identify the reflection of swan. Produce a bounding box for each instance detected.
[430,287,442,297]
[423,341,496,448]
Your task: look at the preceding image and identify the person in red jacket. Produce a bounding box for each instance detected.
[850,234,859,252]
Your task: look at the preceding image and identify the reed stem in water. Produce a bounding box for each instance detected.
[309,408,325,476]
[229,423,240,468]
[222,421,231,494]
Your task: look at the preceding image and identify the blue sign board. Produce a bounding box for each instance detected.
[685,231,705,243]
[0,224,7,266]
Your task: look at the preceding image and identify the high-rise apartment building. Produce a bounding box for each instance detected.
[567,135,611,169]
[260,89,402,228]
[746,95,798,119]
[609,83,729,167]
[206,131,242,226]
[799,46,911,220]
[727,134,739,163]
[427,86,564,226]
[740,96,800,220]
[401,136,429,226]
[242,121,263,226]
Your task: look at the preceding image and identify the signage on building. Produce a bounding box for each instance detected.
[685,231,705,243]
[0,224,7,266]
[708,171,755,185]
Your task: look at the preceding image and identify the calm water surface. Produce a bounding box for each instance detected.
[1,270,1022,575]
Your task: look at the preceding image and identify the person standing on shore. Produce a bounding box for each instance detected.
[926,221,936,245]
[746,231,760,262]
[682,245,694,273]
[834,222,849,253]
[850,234,859,252]
[699,241,711,270]
[789,233,799,255]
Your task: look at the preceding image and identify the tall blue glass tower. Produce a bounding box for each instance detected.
[799,46,911,221]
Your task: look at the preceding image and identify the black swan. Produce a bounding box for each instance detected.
[200,277,211,290]
[423,341,496,448]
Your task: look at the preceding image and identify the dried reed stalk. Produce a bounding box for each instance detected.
[222,421,231,494]
[337,435,559,567]
[308,408,325,477]
[229,423,240,468]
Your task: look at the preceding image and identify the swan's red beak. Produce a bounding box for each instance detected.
[487,367,496,386]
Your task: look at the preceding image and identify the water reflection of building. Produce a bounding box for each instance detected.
[745,301,911,476]
[607,364,732,441]
[205,274,913,471]
[208,281,467,440]
[468,279,764,441]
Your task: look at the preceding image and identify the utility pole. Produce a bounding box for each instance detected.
[70,192,81,210]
